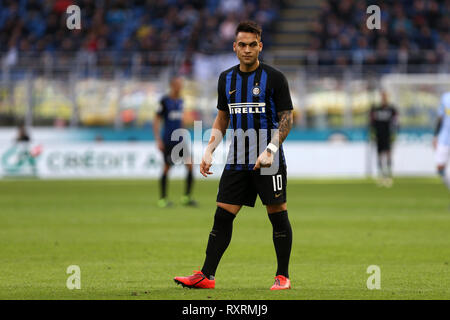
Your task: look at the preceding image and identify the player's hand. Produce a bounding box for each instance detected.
[253,149,274,170]
[157,140,164,152]
[200,150,213,177]
[432,137,438,150]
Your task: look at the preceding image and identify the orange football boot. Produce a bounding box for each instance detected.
[174,270,215,289]
[270,275,291,290]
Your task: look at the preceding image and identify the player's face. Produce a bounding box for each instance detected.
[171,77,183,95]
[233,32,263,67]
[381,92,388,106]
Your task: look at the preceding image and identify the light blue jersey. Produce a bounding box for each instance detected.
[438,92,450,146]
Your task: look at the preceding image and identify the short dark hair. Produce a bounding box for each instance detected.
[235,21,262,39]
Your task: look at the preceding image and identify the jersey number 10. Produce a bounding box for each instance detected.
[272,174,283,192]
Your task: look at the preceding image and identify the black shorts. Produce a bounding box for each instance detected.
[376,135,391,153]
[163,141,190,166]
[216,166,287,207]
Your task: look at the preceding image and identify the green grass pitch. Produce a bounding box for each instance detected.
[0,177,449,300]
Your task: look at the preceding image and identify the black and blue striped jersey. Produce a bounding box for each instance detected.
[216,62,293,170]
[157,95,184,146]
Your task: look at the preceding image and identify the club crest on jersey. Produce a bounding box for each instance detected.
[252,86,261,96]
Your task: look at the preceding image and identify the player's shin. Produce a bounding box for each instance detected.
[438,168,450,190]
[377,155,384,177]
[387,156,393,178]
[186,169,193,196]
[268,210,292,278]
[160,173,168,199]
[201,207,236,278]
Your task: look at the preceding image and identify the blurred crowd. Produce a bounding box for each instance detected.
[0,0,278,71]
[309,0,450,65]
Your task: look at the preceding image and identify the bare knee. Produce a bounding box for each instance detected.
[217,202,241,215]
[266,203,287,214]
[163,164,171,175]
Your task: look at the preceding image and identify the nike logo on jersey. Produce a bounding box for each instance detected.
[228,89,236,95]
[274,193,282,198]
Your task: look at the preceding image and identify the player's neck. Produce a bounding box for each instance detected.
[239,60,260,73]
[169,92,180,99]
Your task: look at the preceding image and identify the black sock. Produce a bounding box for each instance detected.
[268,210,292,278]
[160,173,167,199]
[201,207,236,278]
[185,169,193,196]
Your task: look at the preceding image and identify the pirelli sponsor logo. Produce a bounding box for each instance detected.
[168,110,183,120]
[228,102,266,115]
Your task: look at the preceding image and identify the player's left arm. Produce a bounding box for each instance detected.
[254,71,293,169]
[270,110,294,149]
[391,107,400,142]
[254,110,293,169]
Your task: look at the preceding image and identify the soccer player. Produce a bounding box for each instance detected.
[153,76,196,208]
[433,91,450,192]
[16,124,30,142]
[174,21,294,290]
[369,91,399,187]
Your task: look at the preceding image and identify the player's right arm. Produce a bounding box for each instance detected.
[153,99,166,152]
[433,116,442,149]
[369,106,376,141]
[153,114,164,152]
[201,72,230,177]
[433,95,446,149]
[200,110,230,177]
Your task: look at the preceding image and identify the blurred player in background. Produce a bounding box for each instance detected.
[16,124,30,142]
[153,76,196,208]
[174,21,294,290]
[369,91,399,187]
[433,91,450,193]
[13,123,38,177]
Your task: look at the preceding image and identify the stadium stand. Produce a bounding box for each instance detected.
[308,0,450,66]
[0,0,279,72]
[0,0,448,129]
